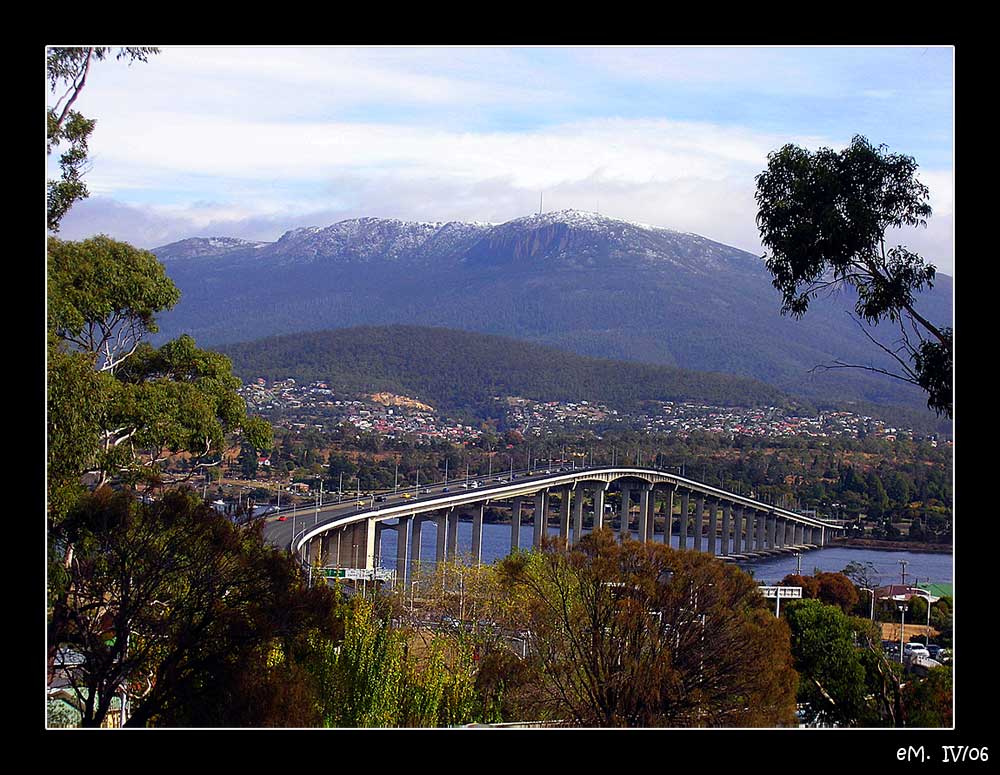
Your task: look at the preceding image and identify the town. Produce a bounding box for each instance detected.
[240,377,945,446]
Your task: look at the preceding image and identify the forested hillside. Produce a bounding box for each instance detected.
[222,325,796,419]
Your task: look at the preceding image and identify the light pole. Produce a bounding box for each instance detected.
[860,587,876,622]
[897,603,908,663]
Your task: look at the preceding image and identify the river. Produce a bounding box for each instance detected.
[374,520,952,588]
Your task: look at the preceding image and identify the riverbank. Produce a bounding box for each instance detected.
[828,537,951,554]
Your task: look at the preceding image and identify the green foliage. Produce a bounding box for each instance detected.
[307,596,495,727]
[222,325,792,420]
[903,666,952,727]
[46,47,158,231]
[47,234,271,487]
[755,136,951,417]
[49,487,341,727]
[784,599,874,726]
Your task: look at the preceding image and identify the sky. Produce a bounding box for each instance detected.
[50,45,955,275]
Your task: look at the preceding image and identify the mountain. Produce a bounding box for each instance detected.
[220,325,795,422]
[151,210,952,415]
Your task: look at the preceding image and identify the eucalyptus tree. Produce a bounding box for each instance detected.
[755,136,952,417]
[46,46,158,232]
[47,235,271,494]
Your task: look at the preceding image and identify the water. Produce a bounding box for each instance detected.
[374,520,952,587]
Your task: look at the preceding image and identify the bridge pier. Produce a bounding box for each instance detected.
[766,512,776,550]
[679,490,690,549]
[396,516,411,583]
[619,484,631,541]
[411,515,427,571]
[435,510,448,563]
[533,490,547,548]
[510,496,523,552]
[693,494,705,552]
[662,486,675,545]
[706,497,718,555]
[721,501,732,556]
[573,486,585,544]
[593,487,605,531]
[447,506,459,559]
[471,503,484,564]
[559,487,572,549]
[637,486,650,543]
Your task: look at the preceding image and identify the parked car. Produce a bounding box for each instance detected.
[375,495,386,502]
[904,643,930,659]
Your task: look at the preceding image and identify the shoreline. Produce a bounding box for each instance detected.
[828,537,952,554]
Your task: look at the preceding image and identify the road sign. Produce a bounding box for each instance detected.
[759,586,802,598]
[759,585,802,616]
[321,567,395,582]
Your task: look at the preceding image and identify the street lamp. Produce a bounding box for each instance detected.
[897,603,908,664]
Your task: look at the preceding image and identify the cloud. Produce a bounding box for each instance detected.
[55,47,953,274]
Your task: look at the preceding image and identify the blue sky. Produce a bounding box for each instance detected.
[51,45,955,274]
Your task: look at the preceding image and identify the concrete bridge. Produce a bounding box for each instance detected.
[268,466,841,583]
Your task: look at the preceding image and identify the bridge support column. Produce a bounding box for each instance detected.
[820,526,826,547]
[755,511,766,551]
[663,487,675,546]
[374,522,385,566]
[593,487,605,531]
[471,503,484,564]
[638,487,650,543]
[777,518,787,548]
[396,516,411,584]
[573,486,585,544]
[447,507,459,559]
[619,485,631,541]
[721,502,732,556]
[766,512,776,549]
[363,517,377,569]
[435,510,448,563]
[733,505,744,553]
[533,490,547,548]
[307,537,320,565]
[647,487,658,541]
[794,522,803,545]
[694,494,705,552]
[510,496,523,552]
[411,516,425,572]
[559,487,572,549]
[319,534,331,566]
[706,498,718,555]
[679,490,690,549]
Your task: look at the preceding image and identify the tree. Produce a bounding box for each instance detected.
[784,598,896,726]
[46,46,158,231]
[498,531,798,727]
[47,236,271,491]
[755,135,952,417]
[48,487,341,727]
[903,666,952,727]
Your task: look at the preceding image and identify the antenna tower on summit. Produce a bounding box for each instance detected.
[539,192,543,215]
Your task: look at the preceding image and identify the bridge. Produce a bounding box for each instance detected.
[263,465,841,583]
